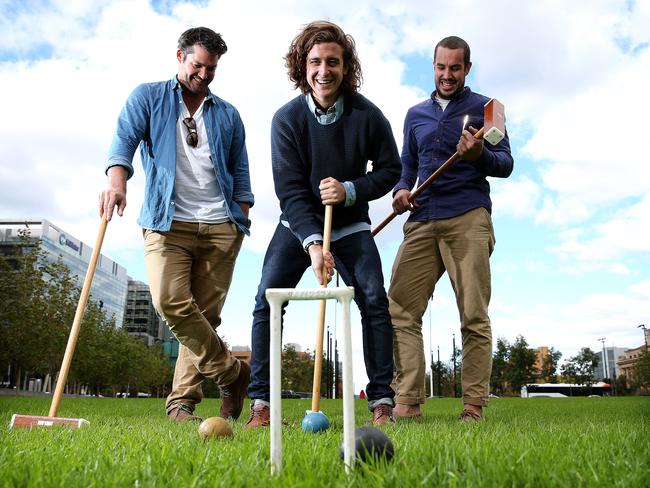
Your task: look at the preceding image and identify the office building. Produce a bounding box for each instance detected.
[0,219,128,326]
[594,347,626,380]
[123,279,165,346]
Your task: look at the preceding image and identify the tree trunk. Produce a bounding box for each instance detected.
[14,365,21,393]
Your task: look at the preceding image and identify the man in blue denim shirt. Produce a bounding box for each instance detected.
[388,36,513,422]
[99,27,254,423]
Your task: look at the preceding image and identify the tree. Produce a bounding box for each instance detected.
[0,229,173,396]
[561,348,599,385]
[632,351,650,390]
[505,335,538,392]
[490,337,510,394]
[0,232,52,388]
[539,347,562,382]
[281,344,314,392]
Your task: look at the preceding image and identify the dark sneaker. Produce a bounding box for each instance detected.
[372,404,395,426]
[219,360,250,420]
[168,404,202,423]
[459,408,483,422]
[244,401,270,429]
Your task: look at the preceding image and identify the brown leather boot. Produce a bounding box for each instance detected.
[372,404,396,426]
[168,404,203,423]
[459,404,483,422]
[219,360,251,420]
[394,403,422,419]
[244,401,270,429]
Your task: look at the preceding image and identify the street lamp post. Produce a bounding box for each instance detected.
[428,295,433,397]
[597,337,608,380]
[638,324,648,352]
[452,333,458,398]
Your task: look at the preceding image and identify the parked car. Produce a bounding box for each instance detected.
[281,390,301,399]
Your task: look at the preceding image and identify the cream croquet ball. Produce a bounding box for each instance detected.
[198,417,233,440]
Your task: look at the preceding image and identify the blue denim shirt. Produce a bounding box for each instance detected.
[396,87,513,220]
[105,76,255,234]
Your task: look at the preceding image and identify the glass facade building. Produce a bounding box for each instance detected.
[594,347,626,380]
[124,279,165,346]
[0,219,128,326]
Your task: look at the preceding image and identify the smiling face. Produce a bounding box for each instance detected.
[177,43,218,97]
[306,41,347,109]
[434,46,471,99]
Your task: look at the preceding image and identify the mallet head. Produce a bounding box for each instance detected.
[483,98,505,146]
[301,410,330,433]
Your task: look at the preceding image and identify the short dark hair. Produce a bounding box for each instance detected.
[434,36,471,65]
[284,20,362,95]
[178,27,227,58]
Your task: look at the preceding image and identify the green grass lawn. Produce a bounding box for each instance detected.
[1,395,648,487]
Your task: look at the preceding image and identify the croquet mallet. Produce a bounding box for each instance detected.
[309,204,333,414]
[9,217,109,430]
[372,98,506,236]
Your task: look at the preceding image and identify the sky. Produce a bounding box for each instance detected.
[1,0,649,393]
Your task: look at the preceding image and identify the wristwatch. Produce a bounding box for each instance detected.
[304,240,323,254]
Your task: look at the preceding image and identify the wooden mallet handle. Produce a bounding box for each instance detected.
[372,98,504,237]
[311,204,333,412]
[49,217,108,417]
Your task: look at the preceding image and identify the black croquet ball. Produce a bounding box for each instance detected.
[340,427,394,463]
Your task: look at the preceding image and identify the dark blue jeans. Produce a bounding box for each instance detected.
[248,224,395,403]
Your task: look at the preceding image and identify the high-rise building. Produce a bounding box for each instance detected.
[0,219,128,326]
[594,347,626,380]
[123,279,165,346]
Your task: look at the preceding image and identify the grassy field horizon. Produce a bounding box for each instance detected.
[1,395,648,487]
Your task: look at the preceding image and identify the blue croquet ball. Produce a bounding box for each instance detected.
[340,427,394,463]
[301,411,330,433]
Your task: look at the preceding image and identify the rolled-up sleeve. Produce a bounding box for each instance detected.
[105,84,151,179]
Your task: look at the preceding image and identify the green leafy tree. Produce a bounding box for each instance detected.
[632,351,650,389]
[539,347,563,382]
[561,348,599,385]
[505,335,538,392]
[0,232,51,388]
[491,337,510,394]
[1,229,173,396]
[281,344,314,392]
[560,361,578,384]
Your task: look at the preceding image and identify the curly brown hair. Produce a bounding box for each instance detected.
[284,20,362,95]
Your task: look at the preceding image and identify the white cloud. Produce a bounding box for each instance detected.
[1,0,649,390]
[546,194,650,273]
[491,175,540,219]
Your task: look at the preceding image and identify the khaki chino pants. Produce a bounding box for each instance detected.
[388,208,495,407]
[143,221,243,413]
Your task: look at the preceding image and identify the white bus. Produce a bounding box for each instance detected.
[521,382,612,398]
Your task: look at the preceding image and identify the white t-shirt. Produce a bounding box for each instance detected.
[173,101,229,223]
[435,94,451,111]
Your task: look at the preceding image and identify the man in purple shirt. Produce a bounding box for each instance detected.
[388,36,513,421]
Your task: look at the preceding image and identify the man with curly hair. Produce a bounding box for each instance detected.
[245,20,401,428]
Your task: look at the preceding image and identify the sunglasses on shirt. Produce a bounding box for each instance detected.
[182,117,198,147]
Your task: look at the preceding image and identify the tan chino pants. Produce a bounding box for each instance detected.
[388,207,495,407]
[143,220,243,413]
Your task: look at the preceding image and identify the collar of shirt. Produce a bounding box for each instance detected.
[173,75,217,104]
[305,93,344,125]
